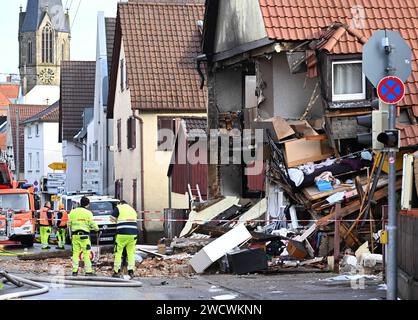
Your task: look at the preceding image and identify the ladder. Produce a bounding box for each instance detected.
[187,184,204,206]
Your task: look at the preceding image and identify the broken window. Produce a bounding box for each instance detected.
[157,117,175,151]
[127,117,136,150]
[332,60,365,101]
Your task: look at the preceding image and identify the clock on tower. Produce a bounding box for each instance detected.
[39,68,55,85]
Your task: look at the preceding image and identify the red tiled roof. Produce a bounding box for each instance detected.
[116,2,207,111]
[0,91,10,107]
[258,0,418,108]
[0,84,19,101]
[396,123,418,147]
[8,104,49,173]
[23,101,60,124]
[60,61,96,141]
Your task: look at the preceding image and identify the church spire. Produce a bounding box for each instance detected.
[21,0,70,33]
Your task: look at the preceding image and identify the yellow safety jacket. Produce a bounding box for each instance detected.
[68,207,99,234]
[113,204,138,235]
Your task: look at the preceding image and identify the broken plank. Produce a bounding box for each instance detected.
[299,257,324,266]
[316,178,402,227]
[287,152,335,168]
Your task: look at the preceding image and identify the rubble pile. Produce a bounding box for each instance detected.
[160,116,401,276]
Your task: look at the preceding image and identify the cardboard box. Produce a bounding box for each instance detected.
[253,116,295,142]
[284,120,334,167]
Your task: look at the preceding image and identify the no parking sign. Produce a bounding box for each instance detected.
[377,76,405,105]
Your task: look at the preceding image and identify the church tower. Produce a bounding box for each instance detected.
[19,0,71,95]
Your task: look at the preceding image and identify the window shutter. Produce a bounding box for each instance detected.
[157,117,175,150]
[132,179,137,210]
[117,119,122,152]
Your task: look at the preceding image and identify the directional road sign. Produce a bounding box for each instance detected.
[363,30,412,87]
[48,162,67,171]
[377,76,405,104]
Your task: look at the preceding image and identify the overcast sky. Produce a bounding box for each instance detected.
[0,0,119,80]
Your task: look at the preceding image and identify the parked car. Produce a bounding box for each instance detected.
[64,195,120,244]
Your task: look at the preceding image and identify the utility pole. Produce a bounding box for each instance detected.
[363,29,411,300]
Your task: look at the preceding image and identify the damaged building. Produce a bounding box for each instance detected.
[158,0,418,287]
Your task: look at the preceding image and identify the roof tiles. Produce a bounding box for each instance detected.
[60,61,96,141]
[258,0,418,109]
[117,2,207,111]
[8,104,49,173]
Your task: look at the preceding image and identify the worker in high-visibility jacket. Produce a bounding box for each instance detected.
[68,197,99,276]
[110,201,139,279]
[39,202,53,250]
[55,203,68,250]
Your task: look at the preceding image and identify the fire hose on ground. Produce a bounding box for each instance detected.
[0,272,143,300]
[15,274,143,288]
[0,271,49,300]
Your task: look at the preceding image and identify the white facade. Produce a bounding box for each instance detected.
[86,12,115,196]
[62,140,83,192]
[24,121,62,193]
[23,85,60,105]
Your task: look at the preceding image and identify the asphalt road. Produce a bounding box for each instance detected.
[0,244,387,300]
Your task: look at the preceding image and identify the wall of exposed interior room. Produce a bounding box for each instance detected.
[214,0,267,53]
[215,68,243,112]
[258,53,324,120]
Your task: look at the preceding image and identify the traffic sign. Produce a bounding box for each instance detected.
[48,173,67,180]
[363,30,412,87]
[48,162,67,171]
[46,180,65,188]
[377,76,405,104]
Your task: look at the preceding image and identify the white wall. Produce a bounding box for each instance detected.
[23,85,60,105]
[62,140,82,192]
[91,11,114,196]
[24,122,43,185]
[24,121,62,198]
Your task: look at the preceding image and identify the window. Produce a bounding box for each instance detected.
[28,126,32,139]
[332,60,365,101]
[132,179,137,210]
[157,117,175,151]
[127,117,136,150]
[36,152,40,170]
[28,41,33,64]
[42,24,54,63]
[62,42,65,60]
[89,145,92,161]
[120,59,125,91]
[35,124,39,136]
[28,153,32,170]
[117,119,122,152]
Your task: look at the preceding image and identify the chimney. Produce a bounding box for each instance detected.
[6,75,11,83]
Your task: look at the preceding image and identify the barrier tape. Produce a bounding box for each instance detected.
[0,217,388,223]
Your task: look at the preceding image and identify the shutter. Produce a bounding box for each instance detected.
[132,118,136,149]
[158,117,174,150]
[132,179,137,210]
[117,120,122,152]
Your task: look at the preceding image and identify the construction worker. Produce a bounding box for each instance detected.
[55,203,68,250]
[68,197,99,276]
[39,202,53,250]
[111,200,138,279]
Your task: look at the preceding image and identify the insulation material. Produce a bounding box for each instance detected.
[189,224,252,273]
[179,197,240,237]
[239,198,267,223]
